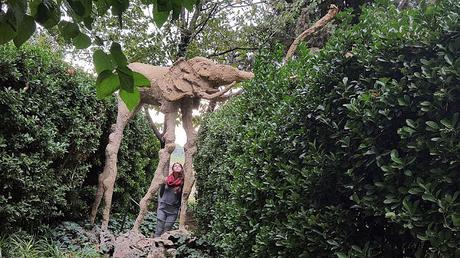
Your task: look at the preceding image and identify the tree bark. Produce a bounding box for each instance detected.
[132,101,178,233]
[285,4,339,60]
[90,99,140,230]
[178,98,197,229]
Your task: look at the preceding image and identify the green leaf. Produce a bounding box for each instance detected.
[93,50,114,73]
[153,9,169,27]
[96,70,120,99]
[182,0,197,11]
[96,0,111,15]
[390,150,403,165]
[425,121,439,130]
[336,252,348,258]
[58,21,80,41]
[385,212,396,219]
[440,118,453,129]
[444,54,453,65]
[420,101,431,106]
[111,0,129,25]
[0,13,17,44]
[133,72,150,87]
[73,32,91,49]
[110,42,128,66]
[117,66,134,92]
[171,0,182,20]
[119,87,140,111]
[156,0,172,12]
[452,215,460,227]
[406,119,416,128]
[68,0,92,17]
[13,15,36,47]
[422,194,436,203]
[67,0,85,16]
[31,0,61,28]
[7,0,27,23]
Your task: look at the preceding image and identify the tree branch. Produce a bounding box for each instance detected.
[285,4,339,60]
[143,106,165,148]
[190,3,218,42]
[207,47,259,58]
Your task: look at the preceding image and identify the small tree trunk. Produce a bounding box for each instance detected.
[178,98,197,228]
[90,99,139,229]
[132,101,178,232]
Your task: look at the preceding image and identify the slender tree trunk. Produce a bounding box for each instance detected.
[132,101,178,232]
[90,100,139,230]
[179,98,197,228]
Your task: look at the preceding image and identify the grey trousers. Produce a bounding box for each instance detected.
[154,209,177,237]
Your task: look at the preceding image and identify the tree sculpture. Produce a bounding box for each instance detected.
[90,56,254,232]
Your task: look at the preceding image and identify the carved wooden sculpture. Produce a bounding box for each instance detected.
[90,57,254,232]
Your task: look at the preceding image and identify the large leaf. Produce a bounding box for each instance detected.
[119,87,140,111]
[58,21,80,41]
[0,13,16,44]
[156,0,172,12]
[133,72,150,87]
[93,50,114,73]
[153,9,169,27]
[96,70,120,99]
[117,65,134,92]
[95,0,111,15]
[31,0,61,28]
[182,0,197,11]
[7,0,27,23]
[152,0,170,27]
[110,42,128,66]
[111,0,129,26]
[171,0,182,20]
[73,32,91,49]
[67,0,92,17]
[13,15,36,47]
[110,0,130,15]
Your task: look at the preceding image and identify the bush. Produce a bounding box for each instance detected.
[194,1,460,256]
[0,42,160,232]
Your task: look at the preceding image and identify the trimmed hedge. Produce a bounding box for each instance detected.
[0,43,159,231]
[195,1,460,256]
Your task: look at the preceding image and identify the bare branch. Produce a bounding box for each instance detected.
[143,106,165,147]
[207,47,259,58]
[285,4,339,60]
[190,3,219,42]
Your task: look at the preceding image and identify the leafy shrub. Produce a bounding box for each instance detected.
[0,42,160,232]
[195,0,460,256]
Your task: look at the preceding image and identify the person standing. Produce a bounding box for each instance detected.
[154,162,184,237]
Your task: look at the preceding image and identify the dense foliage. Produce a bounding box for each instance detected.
[195,1,460,256]
[0,0,199,111]
[0,42,159,232]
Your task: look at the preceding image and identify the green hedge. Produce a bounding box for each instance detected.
[0,43,159,231]
[194,1,460,256]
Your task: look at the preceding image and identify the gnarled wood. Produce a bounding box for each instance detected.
[132,102,178,233]
[178,98,197,228]
[91,56,253,233]
[90,100,140,229]
[285,5,339,60]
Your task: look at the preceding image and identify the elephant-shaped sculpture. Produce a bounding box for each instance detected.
[90,57,254,232]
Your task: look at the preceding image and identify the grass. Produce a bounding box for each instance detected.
[0,231,101,258]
